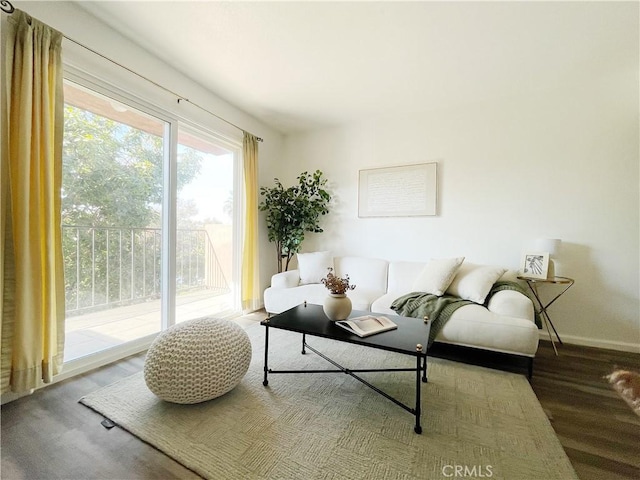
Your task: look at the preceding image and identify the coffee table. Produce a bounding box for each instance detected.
[261,303,431,434]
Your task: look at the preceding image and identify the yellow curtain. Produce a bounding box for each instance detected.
[1,10,65,394]
[241,132,260,312]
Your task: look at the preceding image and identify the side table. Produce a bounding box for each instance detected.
[517,276,575,356]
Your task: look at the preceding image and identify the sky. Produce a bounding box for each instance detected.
[178,152,234,225]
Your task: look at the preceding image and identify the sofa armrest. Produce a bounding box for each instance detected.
[271,269,301,289]
[486,290,535,322]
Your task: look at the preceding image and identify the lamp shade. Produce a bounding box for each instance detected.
[534,238,561,257]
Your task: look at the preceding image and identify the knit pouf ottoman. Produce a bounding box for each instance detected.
[143,317,252,404]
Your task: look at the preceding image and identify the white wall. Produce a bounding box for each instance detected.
[14,1,284,306]
[11,1,638,351]
[281,69,639,352]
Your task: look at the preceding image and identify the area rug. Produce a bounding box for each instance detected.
[79,324,578,480]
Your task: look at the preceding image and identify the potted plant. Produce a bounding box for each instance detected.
[321,268,356,321]
[259,170,331,273]
[321,268,356,295]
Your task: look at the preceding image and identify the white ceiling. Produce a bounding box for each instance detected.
[76,1,636,134]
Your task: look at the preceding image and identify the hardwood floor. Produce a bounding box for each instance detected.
[1,335,638,479]
[1,353,200,480]
[531,340,640,480]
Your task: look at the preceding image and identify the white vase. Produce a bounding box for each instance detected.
[323,293,352,321]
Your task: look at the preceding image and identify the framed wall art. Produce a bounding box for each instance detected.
[358,162,437,217]
[520,252,549,279]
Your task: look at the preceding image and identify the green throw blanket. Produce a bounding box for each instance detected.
[390,281,540,347]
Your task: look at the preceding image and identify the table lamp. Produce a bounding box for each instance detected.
[534,238,561,279]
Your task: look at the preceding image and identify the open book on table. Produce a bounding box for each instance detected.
[335,315,398,338]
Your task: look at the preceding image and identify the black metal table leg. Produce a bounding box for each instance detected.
[263,325,269,386]
[422,355,428,383]
[415,354,422,434]
[261,304,432,435]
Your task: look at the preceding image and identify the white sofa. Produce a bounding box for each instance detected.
[263,255,539,374]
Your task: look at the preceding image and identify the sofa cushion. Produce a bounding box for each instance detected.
[486,289,535,320]
[412,257,464,296]
[436,304,539,357]
[271,269,301,289]
[264,284,327,314]
[447,263,507,304]
[334,256,388,295]
[386,261,426,293]
[263,284,380,314]
[347,289,384,312]
[371,292,404,315]
[297,251,333,285]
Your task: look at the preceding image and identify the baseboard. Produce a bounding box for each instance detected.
[538,330,640,353]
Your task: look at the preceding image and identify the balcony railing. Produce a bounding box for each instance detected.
[62,226,230,316]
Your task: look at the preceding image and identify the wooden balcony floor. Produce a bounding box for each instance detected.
[64,290,237,362]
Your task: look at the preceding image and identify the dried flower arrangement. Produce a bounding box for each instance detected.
[321,268,356,295]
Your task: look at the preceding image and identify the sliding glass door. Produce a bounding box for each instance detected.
[61,79,240,362]
[175,128,237,323]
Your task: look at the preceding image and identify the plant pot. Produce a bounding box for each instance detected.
[323,293,352,321]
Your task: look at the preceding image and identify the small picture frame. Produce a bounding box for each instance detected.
[520,252,549,279]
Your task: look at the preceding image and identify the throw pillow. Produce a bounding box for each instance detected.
[297,251,333,285]
[446,263,507,304]
[411,257,465,296]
